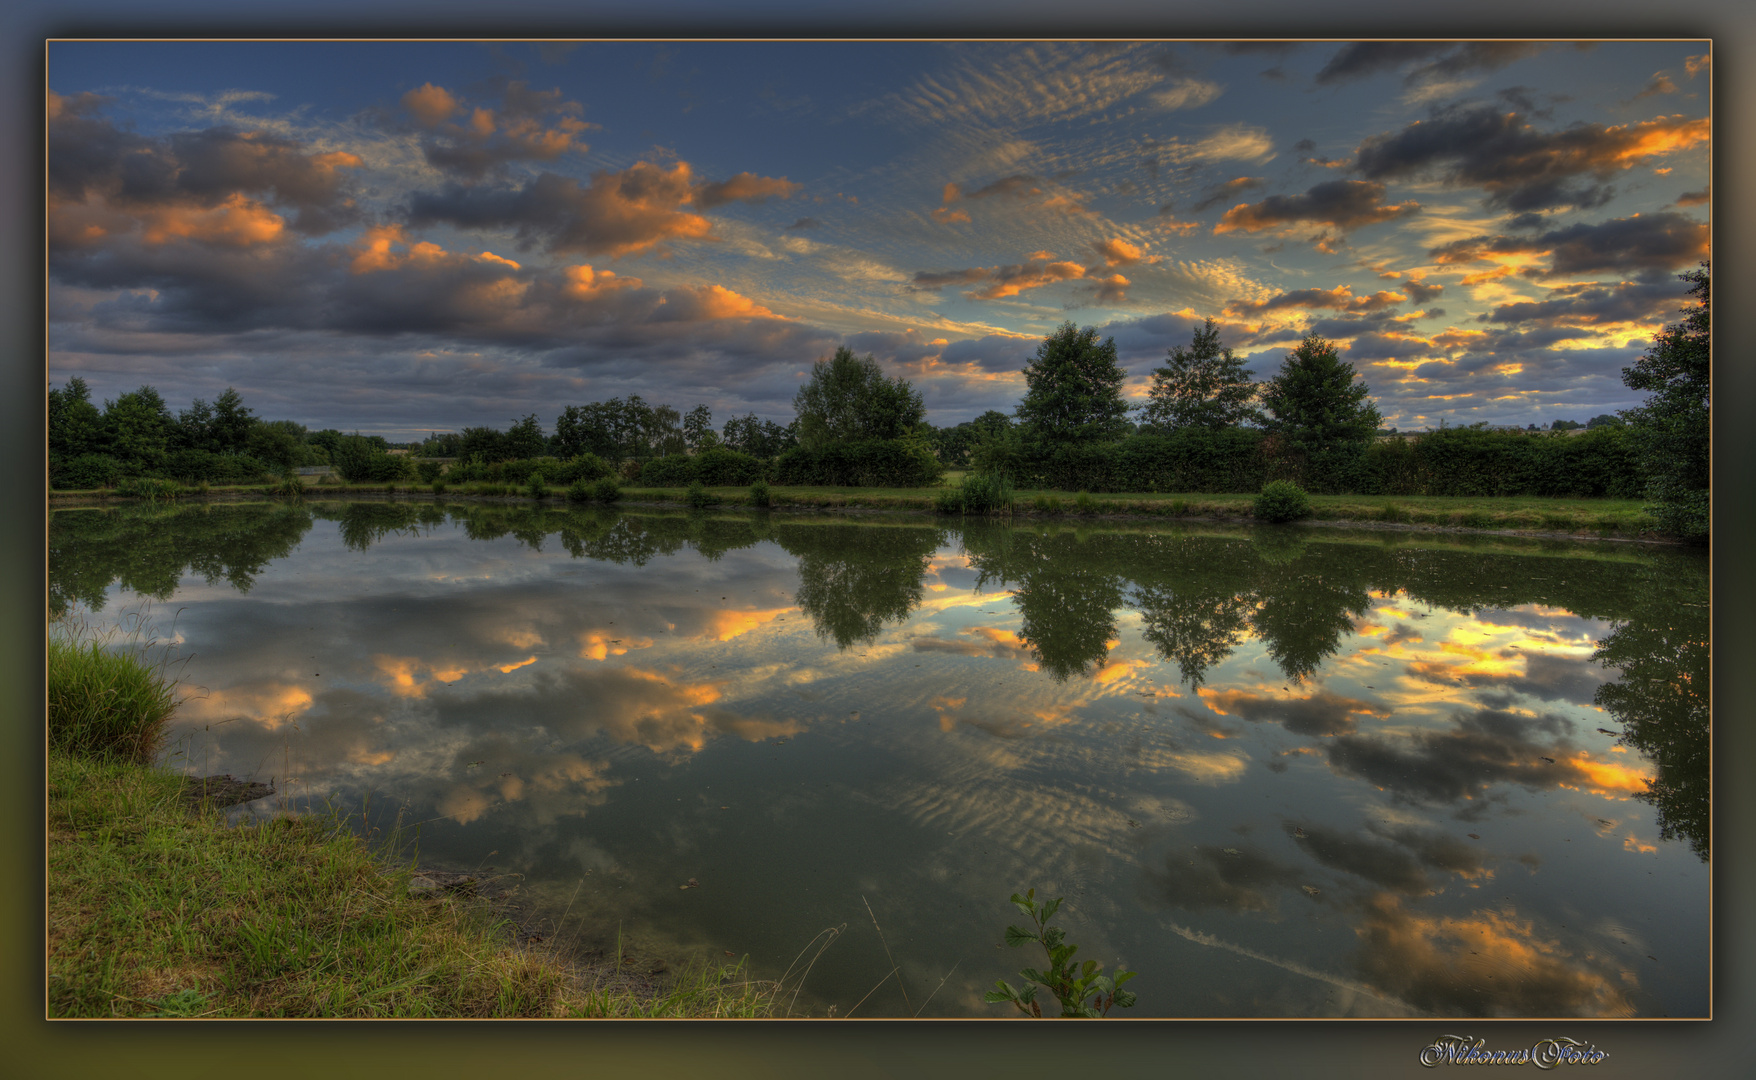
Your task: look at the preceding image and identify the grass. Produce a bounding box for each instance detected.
[45,750,783,1018]
[47,611,185,765]
[52,476,1663,537]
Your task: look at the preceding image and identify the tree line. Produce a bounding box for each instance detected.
[47,265,1706,541]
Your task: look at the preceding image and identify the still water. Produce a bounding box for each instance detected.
[50,500,1709,1018]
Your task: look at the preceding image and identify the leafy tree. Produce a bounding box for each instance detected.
[1141,318,1263,430]
[683,404,720,453]
[1620,265,1709,542]
[245,419,306,473]
[504,413,546,460]
[1259,334,1381,488]
[210,388,256,454]
[1587,413,1625,429]
[458,426,511,463]
[721,413,797,458]
[793,347,925,448]
[101,386,175,473]
[553,403,620,460]
[1015,322,1130,446]
[48,376,103,460]
[1549,419,1583,431]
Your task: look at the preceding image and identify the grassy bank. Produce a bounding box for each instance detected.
[51,475,1663,538]
[46,616,781,1018]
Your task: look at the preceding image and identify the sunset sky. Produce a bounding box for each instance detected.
[46,39,1711,440]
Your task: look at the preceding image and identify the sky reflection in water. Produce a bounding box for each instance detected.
[49,501,1709,1018]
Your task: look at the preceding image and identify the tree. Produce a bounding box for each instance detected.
[1587,413,1625,429]
[504,413,546,460]
[101,386,175,472]
[792,347,925,447]
[1620,264,1709,542]
[1015,322,1129,446]
[1141,318,1263,430]
[210,388,256,454]
[48,376,103,460]
[1259,334,1381,488]
[683,404,719,453]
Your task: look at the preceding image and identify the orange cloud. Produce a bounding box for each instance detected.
[695,172,802,207]
[658,283,782,321]
[137,193,286,247]
[562,263,643,299]
[702,607,793,642]
[403,83,461,126]
[578,630,652,660]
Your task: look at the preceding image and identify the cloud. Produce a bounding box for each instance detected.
[1627,71,1679,104]
[1190,176,1265,213]
[1091,238,1151,268]
[1225,284,1408,318]
[402,79,597,180]
[407,159,798,258]
[1151,77,1223,110]
[934,174,1093,221]
[1315,42,1547,87]
[1484,278,1686,330]
[1199,687,1390,738]
[1427,211,1708,279]
[48,96,363,237]
[1214,180,1420,235]
[785,217,822,230]
[1354,106,1710,212]
[911,253,1089,300]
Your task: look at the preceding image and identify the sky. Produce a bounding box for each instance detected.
[46,39,1711,440]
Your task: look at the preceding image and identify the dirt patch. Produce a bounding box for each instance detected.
[179,774,274,811]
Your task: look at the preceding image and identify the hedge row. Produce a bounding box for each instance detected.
[992,426,1641,498]
[50,450,276,490]
[638,447,768,487]
[772,440,944,488]
[446,454,616,487]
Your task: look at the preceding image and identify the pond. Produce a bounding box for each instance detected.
[49,499,1710,1018]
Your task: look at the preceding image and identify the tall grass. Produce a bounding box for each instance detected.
[47,610,185,765]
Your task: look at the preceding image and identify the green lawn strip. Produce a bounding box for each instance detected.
[46,751,778,1018]
[55,479,1660,536]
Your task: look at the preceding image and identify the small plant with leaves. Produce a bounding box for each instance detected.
[1254,479,1311,523]
[528,472,547,501]
[749,477,771,508]
[592,476,622,503]
[984,889,1137,1018]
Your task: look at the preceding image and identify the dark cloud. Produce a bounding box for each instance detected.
[1316,42,1548,87]
[784,217,822,231]
[1485,278,1684,329]
[909,255,1087,300]
[1429,212,1708,279]
[1321,708,1597,806]
[48,95,363,236]
[1354,105,1709,212]
[1200,687,1389,738]
[407,160,797,258]
[1289,823,1432,893]
[1225,284,1408,318]
[1214,180,1420,235]
[938,334,1038,375]
[1141,844,1303,913]
[1403,280,1444,303]
[1190,176,1266,213]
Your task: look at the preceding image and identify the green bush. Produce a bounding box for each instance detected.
[694,447,766,487]
[115,476,184,501]
[527,473,547,500]
[567,478,593,504]
[772,439,944,487]
[1074,492,1097,515]
[935,486,963,514]
[684,480,715,508]
[415,460,443,484]
[48,616,181,765]
[748,478,771,508]
[1254,480,1311,523]
[332,437,414,483]
[960,473,1014,516]
[52,453,123,490]
[591,476,621,503]
[640,454,697,487]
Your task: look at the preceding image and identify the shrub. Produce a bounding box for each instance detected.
[984,889,1137,1018]
[1073,492,1097,516]
[749,478,771,508]
[684,480,714,508]
[640,454,697,487]
[1254,480,1311,523]
[332,437,414,483]
[415,460,443,484]
[961,473,1014,516]
[52,453,122,490]
[1033,494,1063,514]
[48,615,182,765]
[115,476,183,501]
[591,476,621,503]
[528,472,546,500]
[935,486,963,514]
[694,447,766,487]
[772,439,944,488]
[567,478,593,504]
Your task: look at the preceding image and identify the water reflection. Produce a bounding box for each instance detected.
[47,502,1709,1017]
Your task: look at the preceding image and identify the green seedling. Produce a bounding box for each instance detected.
[984,888,1137,1018]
